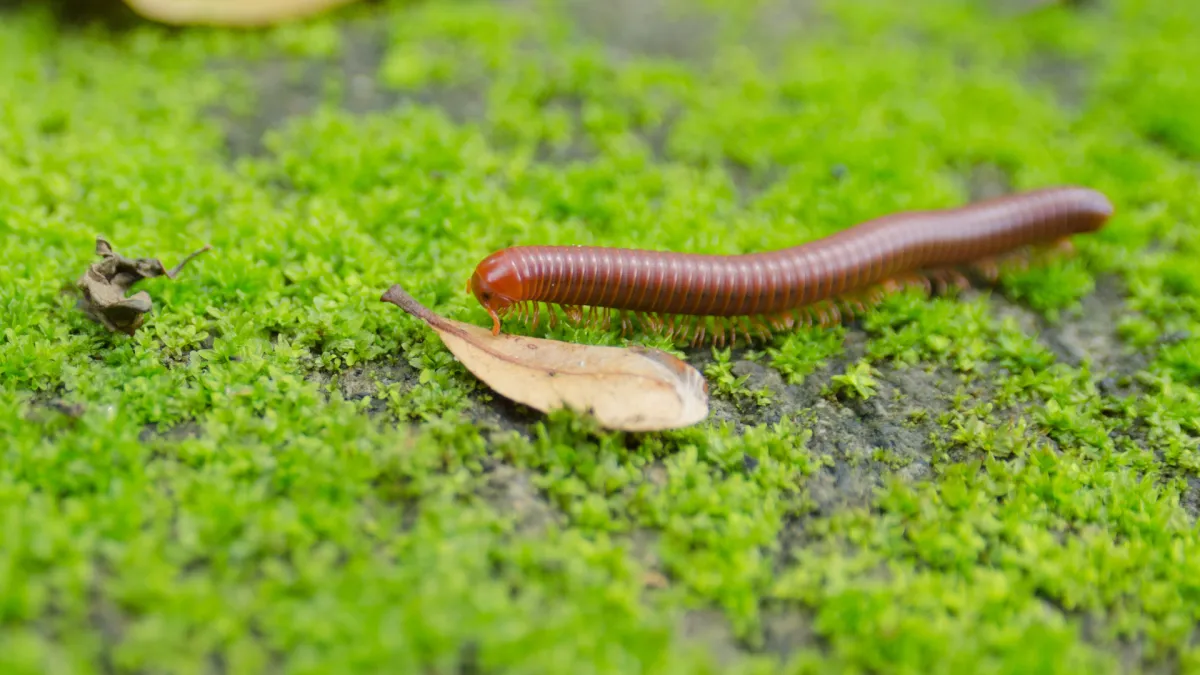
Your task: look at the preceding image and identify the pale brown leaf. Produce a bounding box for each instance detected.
[380,284,710,432]
[123,0,358,26]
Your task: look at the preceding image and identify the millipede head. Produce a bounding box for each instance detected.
[469,250,524,335]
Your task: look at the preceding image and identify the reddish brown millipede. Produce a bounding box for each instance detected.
[468,186,1114,346]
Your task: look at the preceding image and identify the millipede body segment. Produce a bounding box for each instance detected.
[468,186,1114,345]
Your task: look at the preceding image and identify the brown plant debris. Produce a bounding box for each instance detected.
[76,236,212,335]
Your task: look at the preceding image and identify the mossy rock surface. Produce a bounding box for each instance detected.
[3,1,1200,673]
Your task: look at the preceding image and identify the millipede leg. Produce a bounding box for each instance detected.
[925,269,969,296]
[714,319,727,348]
[531,302,542,330]
[929,272,946,296]
[795,308,810,328]
[946,269,971,293]
[674,316,691,343]
[892,275,920,296]
[968,257,1001,283]
[738,317,753,345]
[814,304,830,327]
[751,316,772,341]
[998,247,1033,273]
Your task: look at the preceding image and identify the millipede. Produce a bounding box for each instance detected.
[467,186,1114,347]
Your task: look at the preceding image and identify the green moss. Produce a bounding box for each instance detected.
[827,360,879,401]
[704,347,775,410]
[3,0,1200,672]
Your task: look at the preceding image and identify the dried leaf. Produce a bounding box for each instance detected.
[380,284,709,432]
[76,236,212,335]
[122,0,359,26]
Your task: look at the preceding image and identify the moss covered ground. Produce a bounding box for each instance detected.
[4,0,1200,672]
